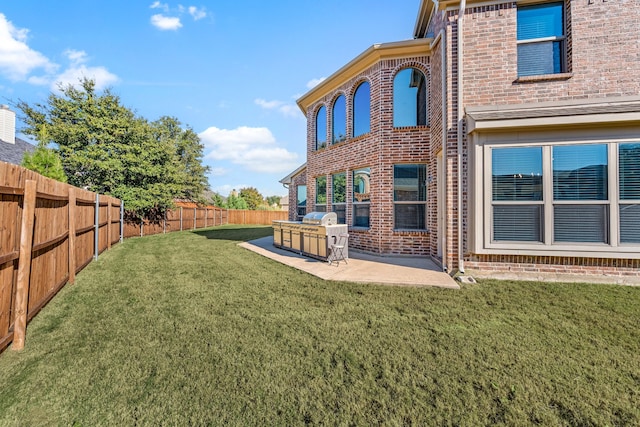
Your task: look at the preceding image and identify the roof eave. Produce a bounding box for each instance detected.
[296,38,432,114]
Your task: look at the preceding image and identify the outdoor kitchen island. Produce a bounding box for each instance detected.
[272,212,348,262]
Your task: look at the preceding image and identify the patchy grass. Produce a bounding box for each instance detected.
[0,225,638,425]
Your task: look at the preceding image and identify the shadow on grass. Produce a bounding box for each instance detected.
[191,225,273,242]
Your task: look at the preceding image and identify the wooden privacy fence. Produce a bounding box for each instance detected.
[123,207,286,238]
[0,161,122,353]
[123,205,229,238]
[227,209,287,225]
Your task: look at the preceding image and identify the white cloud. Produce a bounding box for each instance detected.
[255,98,282,109]
[52,49,118,91]
[255,98,301,118]
[0,13,57,82]
[151,14,182,30]
[199,126,299,173]
[188,6,207,20]
[306,77,326,89]
[150,1,169,11]
[54,65,119,91]
[209,167,228,177]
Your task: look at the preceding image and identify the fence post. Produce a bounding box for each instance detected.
[193,208,197,230]
[107,198,112,250]
[94,193,99,261]
[120,202,124,243]
[68,188,76,285]
[180,207,183,231]
[204,208,207,228]
[164,210,167,234]
[13,179,37,351]
[140,218,143,237]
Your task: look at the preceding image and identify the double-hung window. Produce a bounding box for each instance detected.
[315,176,327,212]
[353,167,371,227]
[552,145,608,243]
[619,144,640,243]
[489,142,640,251]
[393,164,427,230]
[517,2,566,77]
[332,172,346,224]
[491,147,543,242]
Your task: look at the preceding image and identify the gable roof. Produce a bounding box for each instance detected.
[0,137,35,165]
[279,162,306,185]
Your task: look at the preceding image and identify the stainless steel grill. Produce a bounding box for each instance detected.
[273,212,347,261]
[302,211,337,226]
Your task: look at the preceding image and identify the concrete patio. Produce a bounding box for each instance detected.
[239,236,459,289]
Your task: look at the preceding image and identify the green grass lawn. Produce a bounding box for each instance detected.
[0,225,638,426]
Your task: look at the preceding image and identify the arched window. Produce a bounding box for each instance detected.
[393,68,427,128]
[315,106,327,150]
[332,95,346,144]
[352,81,370,137]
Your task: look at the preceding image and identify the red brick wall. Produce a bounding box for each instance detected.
[461,0,640,106]
[426,0,640,278]
[305,57,432,255]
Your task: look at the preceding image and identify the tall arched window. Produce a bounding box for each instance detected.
[332,95,346,144]
[352,81,370,137]
[315,106,327,150]
[393,68,427,128]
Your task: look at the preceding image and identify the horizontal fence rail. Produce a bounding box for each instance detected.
[0,161,122,353]
[122,208,286,238]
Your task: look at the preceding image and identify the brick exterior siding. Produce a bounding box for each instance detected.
[305,58,432,256]
[426,0,640,281]
[288,0,640,282]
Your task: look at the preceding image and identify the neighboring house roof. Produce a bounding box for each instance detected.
[0,137,35,165]
[279,162,307,186]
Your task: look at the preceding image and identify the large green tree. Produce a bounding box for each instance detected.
[152,116,209,202]
[17,78,209,217]
[239,187,264,210]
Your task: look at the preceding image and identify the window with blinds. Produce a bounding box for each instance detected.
[552,144,608,243]
[393,164,427,230]
[492,147,543,242]
[619,144,640,243]
[517,2,566,77]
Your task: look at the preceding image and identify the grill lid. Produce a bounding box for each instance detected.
[302,211,337,226]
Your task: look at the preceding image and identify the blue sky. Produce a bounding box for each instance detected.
[0,1,419,197]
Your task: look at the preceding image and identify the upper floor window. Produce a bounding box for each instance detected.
[353,82,370,137]
[393,68,427,128]
[315,106,327,150]
[332,95,346,144]
[517,2,566,77]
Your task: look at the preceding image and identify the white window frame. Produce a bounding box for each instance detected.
[471,130,640,258]
[516,2,567,77]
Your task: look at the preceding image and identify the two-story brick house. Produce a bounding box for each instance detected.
[282,0,640,284]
